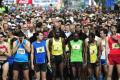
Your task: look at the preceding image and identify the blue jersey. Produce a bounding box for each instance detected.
[32,40,47,64]
[14,39,29,62]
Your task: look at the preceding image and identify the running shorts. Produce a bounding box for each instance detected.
[34,63,47,72]
[108,54,120,65]
[13,62,29,70]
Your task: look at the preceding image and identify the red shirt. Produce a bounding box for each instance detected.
[108,34,120,54]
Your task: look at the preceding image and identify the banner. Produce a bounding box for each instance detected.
[33,0,51,4]
[4,0,16,4]
[32,0,63,9]
[17,0,32,4]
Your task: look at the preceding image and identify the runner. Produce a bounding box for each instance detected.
[0,32,10,80]
[12,31,31,80]
[48,30,65,80]
[107,26,120,80]
[99,29,108,80]
[31,32,50,80]
[6,30,17,80]
[68,32,84,80]
[84,32,101,80]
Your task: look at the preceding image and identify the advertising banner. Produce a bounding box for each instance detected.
[33,0,51,4]
[17,0,32,4]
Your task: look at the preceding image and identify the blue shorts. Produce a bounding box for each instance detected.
[101,59,106,65]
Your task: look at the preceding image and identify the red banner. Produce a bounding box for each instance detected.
[17,0,32,4]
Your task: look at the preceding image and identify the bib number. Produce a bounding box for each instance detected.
[112,43,120,49]
[89,44,97,55]
[17,49,25,54]
[72,45,80,50]
[36,47,45,53]
[53,46,60,51]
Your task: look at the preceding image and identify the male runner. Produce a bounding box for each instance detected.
[99,29,108,80]
[31,32,50,80]
[84,32,101,80]
[12,31,31,80]
[107,26,120,80]
[48,30,65,80]
[0,32,10,80]
[68,32,84,80]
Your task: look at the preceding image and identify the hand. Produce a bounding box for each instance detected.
[47,62,51,68]
[83,62,87,68]
[31,64,34,70]
[22,37,24,44]
[118,39,120,45]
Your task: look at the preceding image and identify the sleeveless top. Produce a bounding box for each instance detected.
[52,38,63,56]
[32,40,47,64]
[70,40,83,62]
[14,39,29,62]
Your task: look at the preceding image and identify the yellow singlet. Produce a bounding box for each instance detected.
[52,38,63,56]
[89,43,98,63]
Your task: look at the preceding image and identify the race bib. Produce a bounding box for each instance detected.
[36,47,45,53]
[89,44,97,55]
[53,46,60,51]
[17,48,25,54]
[72,45,80,50]
[112,43,120,49]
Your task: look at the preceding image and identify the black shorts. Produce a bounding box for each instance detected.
[87,63,100,69]
[34,63,47,72]
[52,55,63,64]
[13,62,29,71]
[0,60,7,69]
[70,62,82,68]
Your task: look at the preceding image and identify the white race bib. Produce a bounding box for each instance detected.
[36,47,45,53]
[112,43,120,49]
[72,45,80,50]
[17,48,25,54]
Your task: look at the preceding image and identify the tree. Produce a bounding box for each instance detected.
[94,0,106,5]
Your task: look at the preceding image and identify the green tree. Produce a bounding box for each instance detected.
[94,0,106,5]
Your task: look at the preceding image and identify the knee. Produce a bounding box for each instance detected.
[107,72,112,77]
[13,74,18,80]
[24,75,29,80]
[2,74,8,80]
[42,77,46,80]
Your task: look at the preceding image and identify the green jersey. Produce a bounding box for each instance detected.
[70,40,83,62]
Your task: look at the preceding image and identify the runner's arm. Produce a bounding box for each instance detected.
[12,41,20,55]
[4,43,11,57]
[84,39,88,63]
[23,40,31,53]
[46,39,51,63]
[62,38,67,60]
[106,37,109,64]
[98,40,102,60]
[31,44,34,66]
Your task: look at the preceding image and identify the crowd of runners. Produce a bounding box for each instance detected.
[0,4,120,80]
